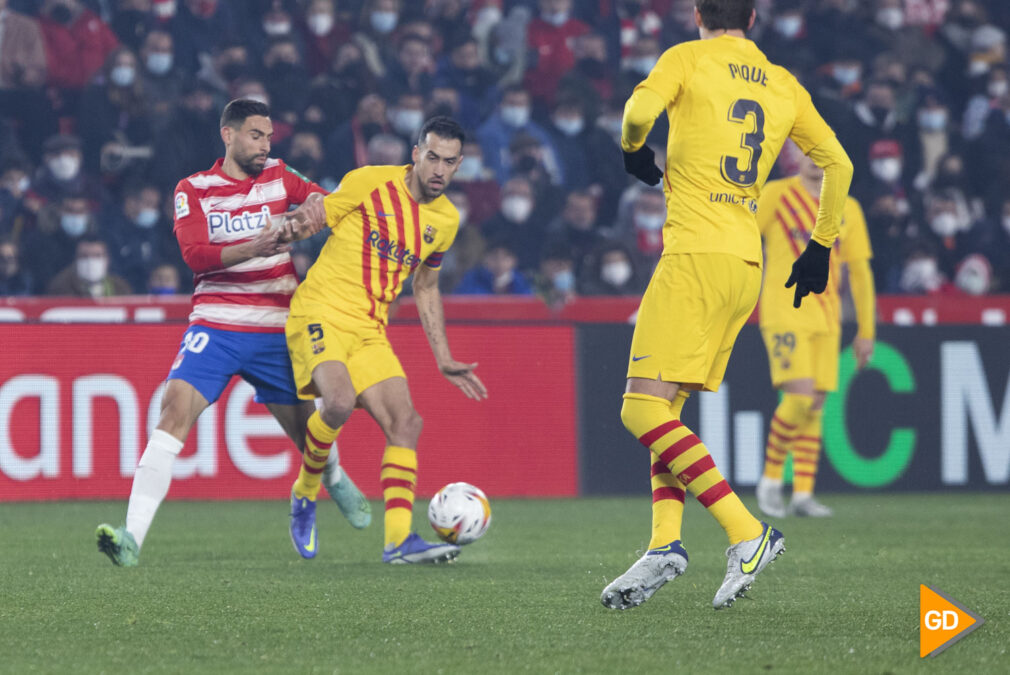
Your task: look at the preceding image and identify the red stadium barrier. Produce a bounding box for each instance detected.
[0,324,577,501]
[3,294,1009,324]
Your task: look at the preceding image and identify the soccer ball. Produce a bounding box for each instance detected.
[427,482,492,545]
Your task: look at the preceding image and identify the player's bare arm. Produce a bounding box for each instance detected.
[279,192,327,243]
[413,263,488,401]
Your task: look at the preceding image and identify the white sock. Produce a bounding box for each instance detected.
[792,491,812,501]
[325,441,342,485]
[126,429,184,549]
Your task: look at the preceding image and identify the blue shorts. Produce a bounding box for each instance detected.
[166,325,301,405]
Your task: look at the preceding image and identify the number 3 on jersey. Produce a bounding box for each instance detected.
[720,99,765,188]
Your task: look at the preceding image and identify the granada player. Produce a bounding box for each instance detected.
[283,116,487,563]
[96,100,370,567]
[755,154,875,519]
[601,0,853,610]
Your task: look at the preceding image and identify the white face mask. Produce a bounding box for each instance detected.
[631,56,658,76]
[917,109,948,132]
[153,0,176,18]
[49,154,81,181]
[634,211,665,231]
[876,7,904,30]
[500,105,530,128]
[554,116,584,136]
[501,195,533,223]
[601,260,632,287]
[833,65,861,86]
[146,52,173,75]
[456,207,469,227]
[60,213,88,237]
[307,13,334,36]
[774,15,803,39]
[14,176,30,193]
[263,21,291,36]
[988,80,1009,98]
[542,10,569,27]
[929,212,960,237]
[955,262,989,295]
[370,10,398,34]
[456,156,483,181]
[135,208,159,228]
[390,108,424,137]
[871,157,902,183]
[76,255,108,283]
[110,65,136,87]
[553,268,575,292]
[900,258,941,292]
[243,92,269,105]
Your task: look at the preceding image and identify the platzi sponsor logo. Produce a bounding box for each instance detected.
[367,230,419,267]
[207,205,273,235]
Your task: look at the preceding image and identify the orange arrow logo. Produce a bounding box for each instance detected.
[920,585,985,657]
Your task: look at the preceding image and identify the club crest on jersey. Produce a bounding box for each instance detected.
[207,205,272,235]
[367,230,420,267]
[423,225,436,244]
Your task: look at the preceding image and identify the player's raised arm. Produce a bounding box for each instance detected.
[785,90,854,308]
[413,263,488,401]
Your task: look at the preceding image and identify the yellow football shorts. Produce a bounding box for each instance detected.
[286,313,406,400]
[628,253,761,392]
[760,327,841,391]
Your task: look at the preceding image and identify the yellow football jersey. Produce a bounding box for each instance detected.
[289,165,459,327]
[758,176,872,332]
[631,35,836,264]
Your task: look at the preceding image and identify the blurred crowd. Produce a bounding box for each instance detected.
[0,0,1009,303]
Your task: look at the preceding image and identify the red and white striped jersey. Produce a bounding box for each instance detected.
[173,158,325,332]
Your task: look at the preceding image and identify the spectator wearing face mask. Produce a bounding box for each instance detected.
[923,188,987,276]
[524,0,590,107]
[476,86,559,183]
[480,176,542,272]
[534,244,577,309]
[856,139,911,212]
[138,30,184,131]
[866,0,944,72]
[454,239,534,296]
[558,32,614,116]
[22,191,101,287]
[451,140,501,227]
[305,42,377,136]
[324,92,391,182]
[299,0,351,76]
[30,134,102,210]
[545,190,605,276]
[0,236,33,296]
[386,92,427,146]
[616,185,666,268]
[78,47,154,176]
[285,129,327,186]
[616,34,662,98]
[147,262,181,295]
[961,64,1008,140]
[104,181,178,292]
[172,0,239,76]
[148,79,223,189]
[895,240,948,294]
[912,90,959,189]
[758,0,818,74]
[952,253,993,296]
[382,34,435,99]
[47,236,132,297]
[435,39,499,129]
[579,241,643,296]
[261,37,309,136]
[0,158,33,239]
[38,0,120,90]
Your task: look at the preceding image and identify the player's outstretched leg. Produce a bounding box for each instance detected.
[712,522,786,609]
[379,445,458,564]
[758,393,812,518]
[95,524,139,567]
[323,448,372,529]
[602,540,688,610]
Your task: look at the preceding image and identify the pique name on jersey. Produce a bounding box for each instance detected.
[727,63,767,87]
[207,205,274,237]
[367,229,420,268]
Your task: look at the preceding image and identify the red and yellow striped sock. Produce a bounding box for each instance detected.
[292,412,340,501]
[380,445,417,548]
[762,393,813,481]
[648,390,690,548]
[622,392,762,545]
[792,408,823,495]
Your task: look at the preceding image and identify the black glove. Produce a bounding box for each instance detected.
[622,146,663,186]
[785,240,831,308]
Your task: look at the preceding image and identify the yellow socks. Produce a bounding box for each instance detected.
[292,412,340,501]
[380,445,417,547]
[648,390,690,548]
[762,393,813,481]
[622,392,762,545]
[792,408,824,495]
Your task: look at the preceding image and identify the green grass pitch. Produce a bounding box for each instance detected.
[1,494,1006,674]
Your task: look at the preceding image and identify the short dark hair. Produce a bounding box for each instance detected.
[220,98,270,130]
[695,0,754,31]
[417,116,465,147]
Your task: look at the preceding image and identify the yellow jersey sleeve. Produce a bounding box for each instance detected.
[324,168,370,226]
[839,197,872,264]
[622,46,691,152]
[787,82,834,153]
